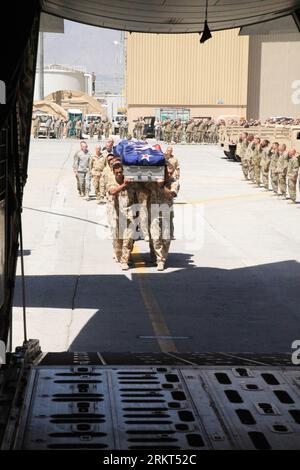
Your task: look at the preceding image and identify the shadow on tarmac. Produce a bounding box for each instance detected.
[13,258,300,354]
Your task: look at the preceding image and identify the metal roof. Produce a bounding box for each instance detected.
[41,0,300,33]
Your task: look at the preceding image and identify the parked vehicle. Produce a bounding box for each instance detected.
[112,114,126,135]
[35,113,55,138]
[143,116,156,138]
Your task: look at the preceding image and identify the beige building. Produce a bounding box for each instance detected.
[125,29,300,124]
[126,29,249,122]
[125,29,249,124]
[247,33,300,120]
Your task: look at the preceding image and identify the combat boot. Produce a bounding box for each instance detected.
[157,262,165,271]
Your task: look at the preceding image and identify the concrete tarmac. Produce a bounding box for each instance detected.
[12,138,300,354]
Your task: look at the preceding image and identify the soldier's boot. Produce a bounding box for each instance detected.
[157,262,165,271]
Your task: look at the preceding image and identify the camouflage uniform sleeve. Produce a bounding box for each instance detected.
[107,180,119,194]
[292,158,300,178]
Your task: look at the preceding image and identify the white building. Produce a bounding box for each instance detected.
[95,93,126,120]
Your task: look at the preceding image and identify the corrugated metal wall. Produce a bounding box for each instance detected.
[247,33,300,120]
[125,30,249,106]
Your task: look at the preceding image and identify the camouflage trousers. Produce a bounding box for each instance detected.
[148,210,173,263]
[135,188,150,240]
[77,171,91,195]
[186,132,193,144]
[110,206,135,262]
[193,132,200,143]
[75,173,80,193]
[174,132,182,144]
[278,174,287,196]
[104,129,110,138]
[149,239,171,264]
[241,160,249,179]
[113,238,134,263]
[270,171,278,193]
[288,178,297,202]
[254,165,261,185]
[248,161,255,182]
[261,170,270,189]
[164,132,172,143]
[92,174,105,200]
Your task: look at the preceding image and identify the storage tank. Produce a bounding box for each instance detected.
[34,64,86,100]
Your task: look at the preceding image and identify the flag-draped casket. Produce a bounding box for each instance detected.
[114,140,165,182]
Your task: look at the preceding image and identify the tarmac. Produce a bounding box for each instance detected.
[12,137,300,354]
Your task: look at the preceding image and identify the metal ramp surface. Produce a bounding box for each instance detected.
[5,353,300,450]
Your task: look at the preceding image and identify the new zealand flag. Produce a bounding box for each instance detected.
[114,139,165,166]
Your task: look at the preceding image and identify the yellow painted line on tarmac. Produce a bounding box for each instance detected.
[186,191,273,205]
[131,244,178,353]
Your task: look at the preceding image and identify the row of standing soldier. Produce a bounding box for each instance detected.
[236,133,300,203]
[154,118,219,144]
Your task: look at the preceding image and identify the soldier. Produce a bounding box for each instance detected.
[276,144,288,199]
[101,153,120,205]
[58,118,64,139]
[249,136,260,182]
[242,134,254,180]
[108,163,135,270]
[33,115,40,138]
[75,119,82,139]
[136,117,145,140]
[103,118,112,139]
[102,137,115,166]
[287,149,299,203]
[210,120,219,144]
[124,118,129,139]
[121,117,128,139]
[54,118,60,139]
[237,132,248,170]
[185,119,194,144]
[89,143,106,204]
[253,138,267,186]
[132,121,138,139]
[66,119,73,138]
[172,120,180,144]
[119,119,124,139]
[164,120,172,144]
[199,119,207,144]
[260,140,271,189]
[96,119,104,141]
[146,163,179,271]
[177,120,184,144]
[236,132,246,162]
[73,141,92,200]
[269,142,280,194]
[155,120,162,141]
[89,120,95,139]
[164,145,180,180]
